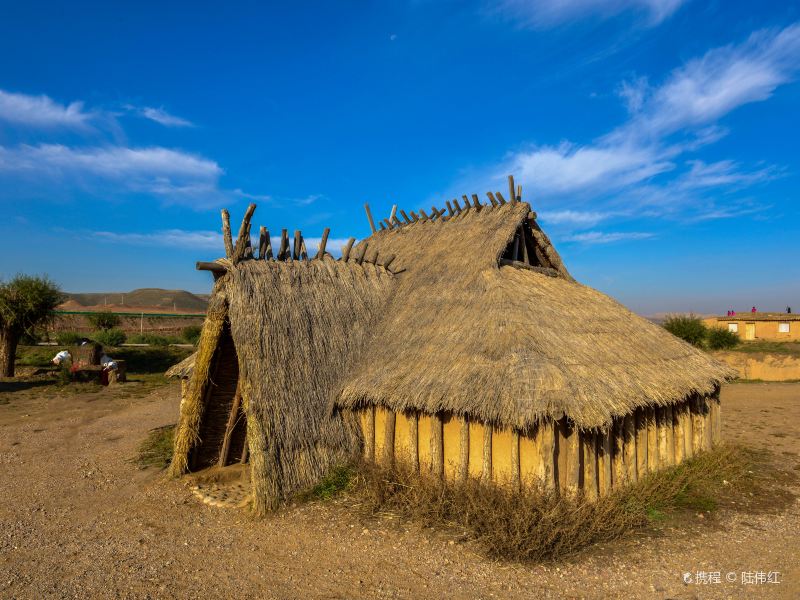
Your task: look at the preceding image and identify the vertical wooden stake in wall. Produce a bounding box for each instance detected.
[623,414,637,483]
[656,407,669,466]
[683,400,694,459]
[582,431,598,500]
[533,421,555,490]
[458,417,470,482]
[673,403,685,465]
[431,414,444,479]
[383,410,396,466]
[691,395,704,454]
[511,430,521,490]
[365,406,375,461]
[612,420,625,488]
[481,425,493,483]
[664,405,675,466]
[646,407,658,472]
[409,412,420,473]
[711,396,722,446]
[565,421,580,495]
[703,396,713,450]
[599,428,613,495]
[635,408,648,477]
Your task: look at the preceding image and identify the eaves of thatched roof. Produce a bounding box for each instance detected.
[165,352,197,379]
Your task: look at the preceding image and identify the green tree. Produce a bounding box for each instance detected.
[0,275,63,377]
[706,327,739,350]
[86,310,121,331]
[662,314,707,348]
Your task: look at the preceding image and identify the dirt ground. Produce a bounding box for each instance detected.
[0,380,798,599]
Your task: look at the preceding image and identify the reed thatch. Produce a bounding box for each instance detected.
[334,202,735,430]
[165,352,196,379]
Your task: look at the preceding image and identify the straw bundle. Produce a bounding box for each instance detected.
[223,257,394,513]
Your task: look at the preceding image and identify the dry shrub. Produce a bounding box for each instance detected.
[348,444,791,563]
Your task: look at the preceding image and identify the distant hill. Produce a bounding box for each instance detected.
[59,288,208,314]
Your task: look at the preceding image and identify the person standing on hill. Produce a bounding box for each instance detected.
[751,306,757,313]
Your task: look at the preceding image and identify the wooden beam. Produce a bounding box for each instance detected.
[399,209,411,224]
[635,408,648,477]
[508,175,517,204]
[582,431,598,501]
[382,218,394,230]
[315,227,330,259]
[390,204,398,224]
[599,427,612,496]
[383,410,396,466]
[278,229,290,261]
[259,226,272,260]
[382,254,396,269]
[218,384,242,467]
[431,414,444,479]
[624,414,637,483]
[495,191,507,205]
[481,425,492,483]
[364,203,377,234]
[221,209,234,259]
[458,417,469,482]
[511,429,521,490]
[292,230,301,261]
[516,184,522,202]
[453,198,463,214]
[486,192,499,207]
[409,211,419,222]
[498,260,559,277]
[356,242,368,265]
[196,261,227,274]
[673,403,685,464]
[418,209,429,221]
[341,237,355,261]
[471,193,482,209]
[462,195,471,210]
[232,203,257,263]
[299,237,308,262]
[409,412,419,473]
[364,406,375,460]
[445,200,454,217]
[646,406,658,471]
[612,421,625,488]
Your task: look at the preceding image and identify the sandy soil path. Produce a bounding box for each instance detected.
[0,381,798,599]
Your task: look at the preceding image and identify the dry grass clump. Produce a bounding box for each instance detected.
[136,425,175,470]
[347,445,791,563]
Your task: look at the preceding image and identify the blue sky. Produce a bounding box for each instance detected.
[1,1,798,315]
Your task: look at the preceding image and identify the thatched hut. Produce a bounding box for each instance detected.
[171,177,733,513]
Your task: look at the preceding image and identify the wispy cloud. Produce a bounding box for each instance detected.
[137,106,195,128]
[0,89,92,129]
[493,0,687,29]
[474,23,800,230]
[565,231,655,244]
[539,209,614,227]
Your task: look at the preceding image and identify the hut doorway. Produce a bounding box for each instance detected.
[189,322,249,470]
[745,322,756,340]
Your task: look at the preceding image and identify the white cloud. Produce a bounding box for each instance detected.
[139,106,194,128]
[482,23,800,221]
[494,0,687,28]
[565,231,655,244]
[0,89,91,129]
[539,209,613,227]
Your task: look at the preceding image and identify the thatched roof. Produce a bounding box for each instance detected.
[165,352,196,379]
[221,258,395,511]
[334,201,734,430]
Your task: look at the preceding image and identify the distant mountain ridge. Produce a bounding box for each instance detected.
[59,288,209,314]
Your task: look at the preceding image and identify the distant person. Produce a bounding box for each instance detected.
[788,306,792,314]
[51,349,71,366]
[751,306,757,313]
[727,310,731,316]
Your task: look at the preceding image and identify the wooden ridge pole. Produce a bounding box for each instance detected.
[315,227,330,259]
[278,229,289,260]
[508,175,517,204]
[232,203,257,262]
[341,237,355,262]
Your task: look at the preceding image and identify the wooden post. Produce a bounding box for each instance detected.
[232,203,257,262]
[703,396,713,450]
[221,209,234,259]
[533,421,554,490]
[508,175,517,204]
[656,407,668,466]
[471,193,481,209]
[582,431,598,500]
[711,396,722,446]
[598,428,613,496]
[399,209,411,224]
[364,203,377,234]
[673,403,685,464]
[458,417,469,481]
[646,407,658,471]
[511,430,520,490]
[664,405,674,466]
[383,410,396,466]
[691,395,704,454]
[315,227,330,259]
[218,385,242,467]
[278,229,290,260]
[612,420,625,488]
[430,414,444,479]
[623,414,637,483]
[341,237,355,262]
[364,406,375,460]
[409,412,419,473]
[481,425,493,483]
[560,419,580,495]
[682,400,693,459]
[495,191,507,205]
[635,408,648,476]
